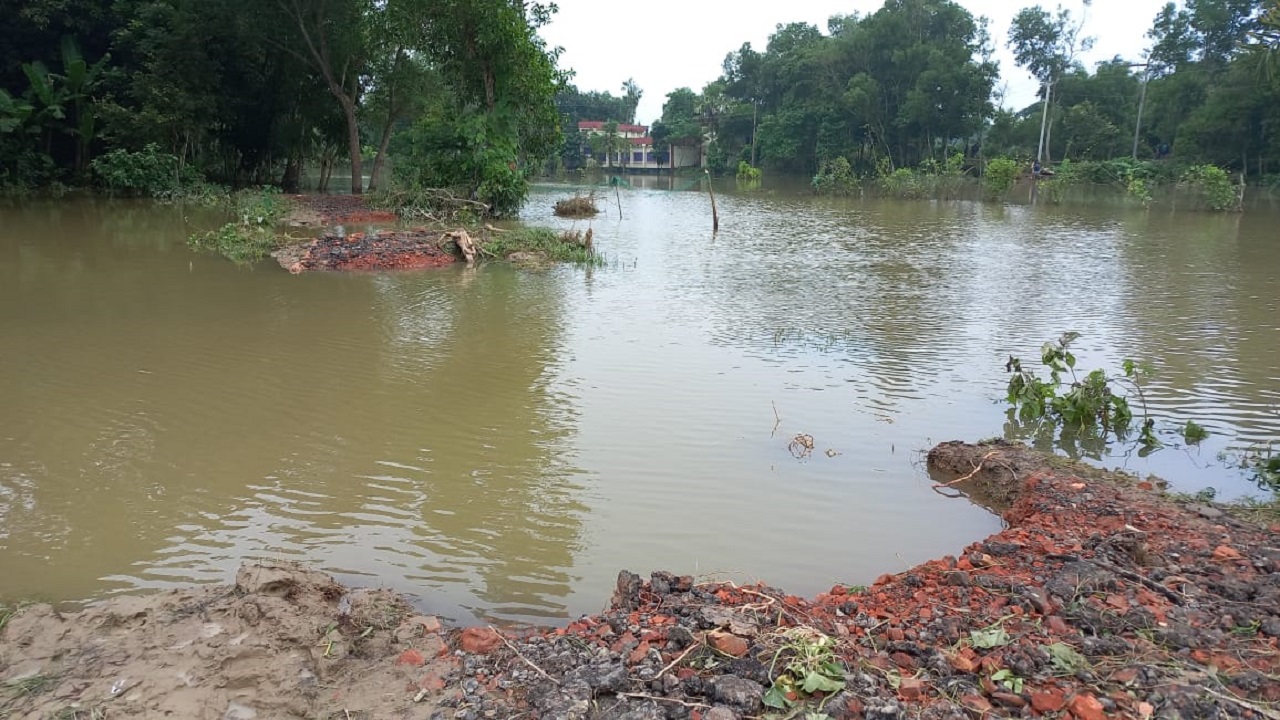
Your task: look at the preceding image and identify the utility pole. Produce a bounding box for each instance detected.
[1036,80,1053,163]
[1129,62,1150,159]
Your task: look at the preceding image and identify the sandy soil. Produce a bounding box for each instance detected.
[3,440,1278,720]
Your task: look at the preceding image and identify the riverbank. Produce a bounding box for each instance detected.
[3,441,1278,719]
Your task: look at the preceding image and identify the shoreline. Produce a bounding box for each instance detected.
[3,440,1278,719]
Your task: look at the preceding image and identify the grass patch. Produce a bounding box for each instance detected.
[186,187,289,263]
[367,186,488,223]
[482,227,602,266]
[553,193,599,218]
[0,604,13,634]
[6,673,54,697]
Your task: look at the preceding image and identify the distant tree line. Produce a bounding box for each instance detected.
[0,0,563,214]
[651,0,1280,180]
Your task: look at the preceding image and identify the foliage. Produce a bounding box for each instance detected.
[186,188,288,263]
[1183,420,1210,445]
[1004,332,1159,454]
[969,626,1011,649]
[990,668,1025,694]
[90,143,194,196]
[811,157,858,195]
[480,227,602,266]
[1044,642,1089,674]
[982,157,1021,200]
[0,0,562,214]
[1180,164,1240,210]
[763,628,846,712]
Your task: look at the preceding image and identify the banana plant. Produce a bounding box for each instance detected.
[16,37,108,172]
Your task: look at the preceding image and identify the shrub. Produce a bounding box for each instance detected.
[983,157,1020,201]
[1180,164,1238,211]
[811,157,858,196]
[90,144,196,196]
[736,161,762,182]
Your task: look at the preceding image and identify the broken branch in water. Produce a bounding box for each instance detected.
[932,450,1012,488]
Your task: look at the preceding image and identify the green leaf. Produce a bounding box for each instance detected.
[801,671,845,694]
[969,627,1010,649]
[763,685,793,709]
[1044,642,1088,673]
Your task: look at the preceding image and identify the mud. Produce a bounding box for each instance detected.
[273,228,460,273]
[283,194,398,228]
[4,441,1278,719]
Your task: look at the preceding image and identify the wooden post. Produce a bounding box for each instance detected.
[705,170,719,232]
[614,179,623,219]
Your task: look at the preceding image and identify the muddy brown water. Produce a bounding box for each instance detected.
[1,187,1277,625]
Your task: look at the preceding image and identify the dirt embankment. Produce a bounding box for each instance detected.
[3,440,1279,719]
[283,194,399,228]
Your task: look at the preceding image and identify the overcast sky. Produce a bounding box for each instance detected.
[539,0,1172,126]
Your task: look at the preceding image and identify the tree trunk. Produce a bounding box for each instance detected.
[367,121,395,193]
[750,102,758,167]
[339,95,363,195]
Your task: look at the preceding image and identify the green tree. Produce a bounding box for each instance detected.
[1008,2,1095,163]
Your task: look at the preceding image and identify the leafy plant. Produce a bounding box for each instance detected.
[91,143,195,196]
[990,668,1024,694]
[812,157,858,196]
[1180,164,1239,211]
[1005,333,1157,453]
[982,157,1020,200]
[763,628,847,712]
[736,161,762,182]
[1183,420,1209,445]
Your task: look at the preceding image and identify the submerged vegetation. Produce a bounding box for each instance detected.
[1003,332,1280,507]
[186,189,289,263]
[553,193,599,218]
[483,227,600,266]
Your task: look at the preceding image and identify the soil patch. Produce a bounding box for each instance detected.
[4,441,1278,719]
[283,194,398,228]
[274,228,461,273]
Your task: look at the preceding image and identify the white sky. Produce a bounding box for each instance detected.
[539,0,1173,125]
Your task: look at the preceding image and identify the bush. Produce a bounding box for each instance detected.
[90,144,196,197]
[1180,164,1239,211]
[736,161,762,182]
[811,157,858,195]
[982,157,1020,201]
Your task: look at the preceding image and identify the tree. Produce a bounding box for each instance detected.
[1008,2,1095,163]
[275,0,370,195]
[620,78,642,123]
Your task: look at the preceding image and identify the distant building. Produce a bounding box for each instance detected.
[577,121,703,172]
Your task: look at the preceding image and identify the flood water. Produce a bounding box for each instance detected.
[2,185,1278,624]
